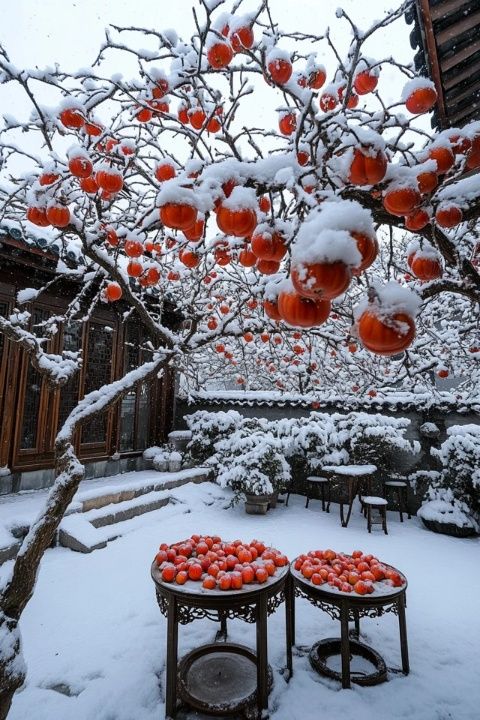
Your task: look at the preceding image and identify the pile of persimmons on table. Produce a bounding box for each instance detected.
[154,535,404,594]
[155,535,288,590]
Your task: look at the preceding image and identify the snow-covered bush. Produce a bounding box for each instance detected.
[184,410,243,463]
[418,487,478,532]
[272,414,335,470]
[185,410,421,482]
[430,424,480,524]
[214,429,291,499]
[334,412,420,474]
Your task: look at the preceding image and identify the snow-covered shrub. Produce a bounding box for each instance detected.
[418,487,478,532]
[184,410,421,484]
[268,415,324,463]
[408,469,441,501]
[430,424,480,524]
[214,429,291,499]
[184,410,243,463]
[240,416,270,434]
[334,412,419,474]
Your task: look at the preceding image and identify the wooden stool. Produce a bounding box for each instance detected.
[384,481,410,522]
[361,496,388,534]
[305,476,331,512]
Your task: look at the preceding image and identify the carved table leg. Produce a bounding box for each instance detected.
[165,595,178,719]
[285,575,294,679]
[340,601,351,689]
[215,611,228,642]
[256,594,269,717]
[398,594,410,675]
[353,608,360,639]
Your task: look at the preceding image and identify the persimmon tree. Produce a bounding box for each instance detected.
[0,0,480,714]
[182,224,480,397]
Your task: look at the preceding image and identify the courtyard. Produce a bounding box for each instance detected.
[2,474,478,720]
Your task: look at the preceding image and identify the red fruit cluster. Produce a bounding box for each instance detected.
[155,535,288,591]
[293,549,405,595]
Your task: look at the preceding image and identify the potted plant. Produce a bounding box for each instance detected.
[418,487,478,538]
[168,450,183,473]
[214,430,291,514]
[152,449,170,472]
[144,445,168,470]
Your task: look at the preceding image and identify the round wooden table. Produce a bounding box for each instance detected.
[151,562,292,719]
[289,561,409,688]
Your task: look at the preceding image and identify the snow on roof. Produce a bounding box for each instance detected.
[179,389,480,413]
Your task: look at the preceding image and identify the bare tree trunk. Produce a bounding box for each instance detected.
[0,615,25,720]
[0,440,84,719]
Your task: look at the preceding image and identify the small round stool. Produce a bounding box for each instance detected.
[384,481,410,522]
[361,496,388,534]
[305,476,331,512]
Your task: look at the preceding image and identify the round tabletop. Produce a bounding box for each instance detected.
[290,561,407,605]
[321,464,377,476]
[151,562,290,607]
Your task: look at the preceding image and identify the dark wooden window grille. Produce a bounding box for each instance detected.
[0,300,8,429]
[19,308,50,449]
[119,323,140,452]
[81,323,113,445]
[135,381,151,450]
[119,323,152,452]
[57,323,82,431]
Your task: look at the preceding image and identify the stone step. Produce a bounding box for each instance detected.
[0,469,213,562]
[0,540,21,565]
[58,479,226,554]
[79,468,210,512]
[87,491,171,528]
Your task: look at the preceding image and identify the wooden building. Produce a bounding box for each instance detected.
[0,227,176,493]
[407,0,480,129]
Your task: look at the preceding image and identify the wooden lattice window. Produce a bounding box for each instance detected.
[19,308,50,450]
[119,323,140,451]
[57,323,82,432]
[0,300,9,428]
[81,323,114,445]
[119,322,152,452]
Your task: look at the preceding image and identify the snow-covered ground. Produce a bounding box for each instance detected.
[4,476,480,720]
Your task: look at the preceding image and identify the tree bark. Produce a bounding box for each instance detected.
[0,615,25,720]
